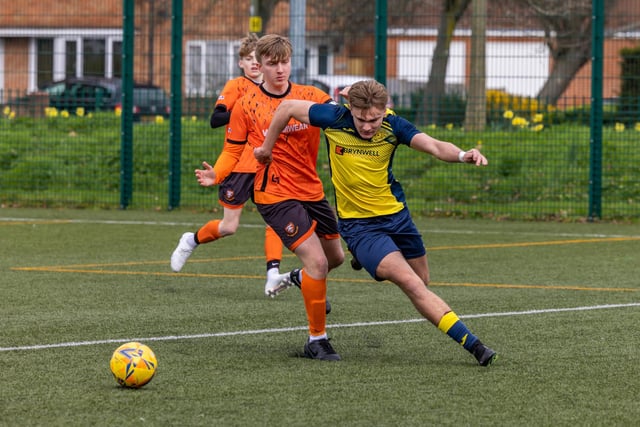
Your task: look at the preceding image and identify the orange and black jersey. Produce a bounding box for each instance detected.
[218,82,331,204]
[212,75,260,124]
[212,76,261,173]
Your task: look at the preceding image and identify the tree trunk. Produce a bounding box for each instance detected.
[464,0,487,131]
[419,0,471,126]
[537,44,592,105]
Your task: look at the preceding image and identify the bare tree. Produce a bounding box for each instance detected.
[505,0,618,105]
[420,0,471,125]
[525,0,594,104]
[255,0,288,34]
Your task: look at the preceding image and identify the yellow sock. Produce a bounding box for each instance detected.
[437,311,478,351]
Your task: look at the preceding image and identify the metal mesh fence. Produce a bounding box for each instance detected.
[0,0,638,220]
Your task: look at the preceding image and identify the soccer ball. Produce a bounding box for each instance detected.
[109,342,158,388]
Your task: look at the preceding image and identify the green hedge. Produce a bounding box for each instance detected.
[0,112,638,220]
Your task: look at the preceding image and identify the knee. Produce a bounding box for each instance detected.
[328,249,345,270]
[305,256,330,279]
[423,273,430,287]
[218,221,239,236]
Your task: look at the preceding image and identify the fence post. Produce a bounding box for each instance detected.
[589,0,604,221]
[168,0,184,210]
[120,0,135,209]
[290,0,307,84]
[374,0,387,86]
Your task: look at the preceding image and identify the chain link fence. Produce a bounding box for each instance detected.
[0,0,638,220]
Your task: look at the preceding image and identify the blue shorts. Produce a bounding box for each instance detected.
[338,208,426,281]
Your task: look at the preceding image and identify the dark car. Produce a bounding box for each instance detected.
[40,77,170,120]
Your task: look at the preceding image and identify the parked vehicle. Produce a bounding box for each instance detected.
[39,77,170,120]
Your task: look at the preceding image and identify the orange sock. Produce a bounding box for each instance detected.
[300,269,327,337]
[196,220,222,244]
[264,226,283,264]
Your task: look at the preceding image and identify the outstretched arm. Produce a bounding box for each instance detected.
[410,133,488,166]
[254,100,316,164]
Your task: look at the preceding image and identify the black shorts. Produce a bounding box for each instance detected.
[256,198,340,251]
[218,172,255,209]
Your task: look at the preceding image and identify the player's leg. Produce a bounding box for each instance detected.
[170,173,251,273]
[378,251,496,366]
[298,199,344,313]
[346,208,497,366]
[170,206,243,272]
[291,233,340,361]
[263,225,289,296]
[256,200,340,360]
[377,252,449,323]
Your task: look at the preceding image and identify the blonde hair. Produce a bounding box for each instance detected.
[348,80,388,110]
[238,33,259,58]
[255,34,292,63]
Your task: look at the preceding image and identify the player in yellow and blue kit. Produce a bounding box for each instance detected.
[255,79,497,366]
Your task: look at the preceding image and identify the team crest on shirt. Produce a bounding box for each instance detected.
[223,189,235,202]
[284,222,298,237]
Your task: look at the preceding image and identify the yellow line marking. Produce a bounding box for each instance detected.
[429,237,640,250]
[431,282,638,292]
[10,237,640,293]
[11,267,639,293]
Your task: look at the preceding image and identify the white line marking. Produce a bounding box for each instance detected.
[1,302,638,352]
[1,217,639,238]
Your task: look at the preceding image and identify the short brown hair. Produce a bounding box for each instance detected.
[348,80,388,110]
[238,33,259,58]
[255,34,292,64]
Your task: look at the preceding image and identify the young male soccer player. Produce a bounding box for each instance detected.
[194,34,345,361]
[171,33,288,296]
[255,80,497,366]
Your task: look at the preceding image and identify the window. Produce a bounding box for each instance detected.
[112,41,122,78]
[37,39,54,88]
[185,40,237,97]
[186,42,205,96]
[65,41,77,76]
[31,32,121,90]
[83,39,106,77]
[318,45,328,75]
[301,43,332,80]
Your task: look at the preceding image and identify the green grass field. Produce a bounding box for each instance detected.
[1,207,639,426]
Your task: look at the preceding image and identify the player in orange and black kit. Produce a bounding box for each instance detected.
[195,34,345,361]
[170,33,288,296]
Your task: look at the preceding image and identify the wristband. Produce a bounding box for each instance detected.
[458,150,466,163]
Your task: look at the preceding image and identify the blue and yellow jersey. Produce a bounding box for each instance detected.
[309,103,420,219]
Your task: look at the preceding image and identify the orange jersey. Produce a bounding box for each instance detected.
[226,83,331,204]
[215,76,261,173]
